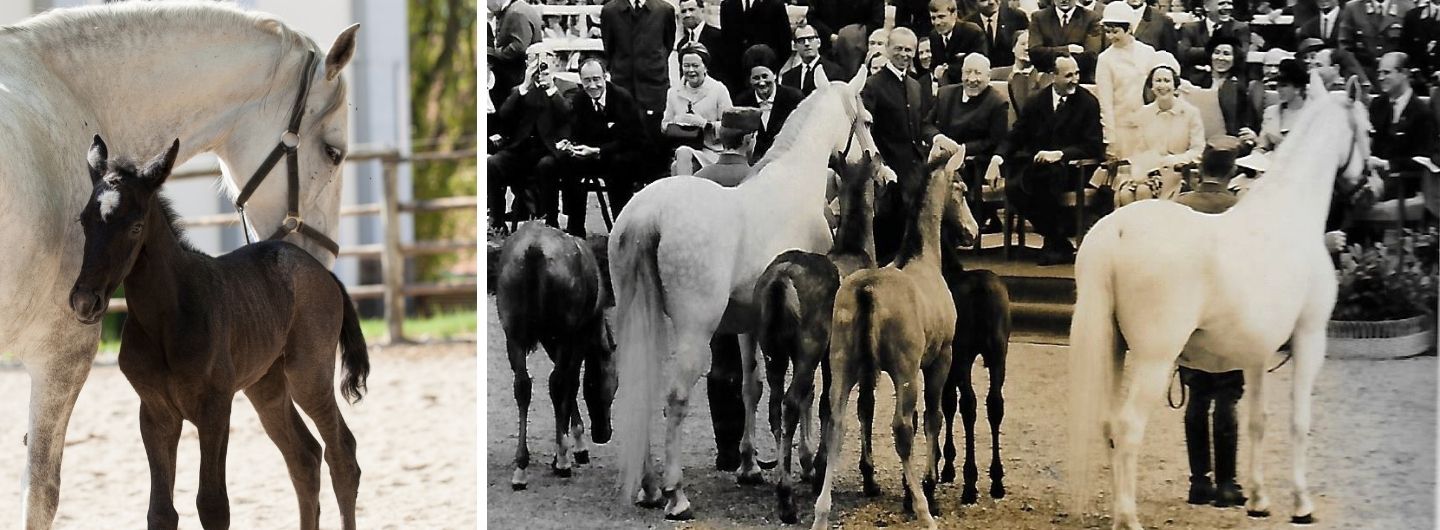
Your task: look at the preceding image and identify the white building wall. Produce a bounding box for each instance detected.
[2,0,412,288]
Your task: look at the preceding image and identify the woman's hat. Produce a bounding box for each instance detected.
[1275,58,1308,87]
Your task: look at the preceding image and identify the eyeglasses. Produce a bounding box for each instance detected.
[794,35,820,42]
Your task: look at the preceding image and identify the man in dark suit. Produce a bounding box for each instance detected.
[807,0,887,56]
[1124,0,1181,54]
[1369,52,1439,196]
[1400,0,1440,77]
[897,0,938,38]
[487,57,572,230]
[1178,0,1253,81]
[864,27,936,262]
[601,0,675,136]
[719,0,794,96]
[1296,0,1344,47]
[675,0,723,62]
[930,0,991,85]
[783,25,848,97]
[1029,0,1105,83]
[968,0,1030,68]
[487,0,542,108]
[998,56,1103,265]
[736,48,805,160]
[558,58,646,236]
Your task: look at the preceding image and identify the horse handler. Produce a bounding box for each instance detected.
[1175,136,1247,508]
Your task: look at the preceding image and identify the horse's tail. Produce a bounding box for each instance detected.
[610,215,668,503]
[1065,231,1121,519]
[331,271,370,404]
[762,269,803,351]
[855,280,878,365]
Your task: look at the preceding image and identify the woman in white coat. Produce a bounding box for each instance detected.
[1094,1,1179,161]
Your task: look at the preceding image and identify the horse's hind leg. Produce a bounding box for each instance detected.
[922,349,953,520]
[985,341,1008,500]
[1243,362,1272,519]
[1287,323,1327,524]
[547,339,583,477]
[811,350,859,530]
[569,395,590,465]
[776,350,820,524]
[891,367,935,529]
[857,370,881,497]
[939,360,960,485]
[956,356,981,504]
[1108,357,1174,530]
[244,366,322,530]
[507,340,533,489]
[193,393,235,530]
[659,330,713,520]
[287,361,362,530]
[18,329,99,530]
[736,333,767,484]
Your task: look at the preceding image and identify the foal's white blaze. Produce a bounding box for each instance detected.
[97,189,120,221]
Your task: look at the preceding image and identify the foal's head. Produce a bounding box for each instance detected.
[68,136,179,325]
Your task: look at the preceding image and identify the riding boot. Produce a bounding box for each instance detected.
[708,333,744,472]
[1212,371,1246,507]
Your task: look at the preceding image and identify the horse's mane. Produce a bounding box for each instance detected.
[1241,90,1357,199]
[751,82,844,174]
[4,2,318,81]
[893,157,948,268]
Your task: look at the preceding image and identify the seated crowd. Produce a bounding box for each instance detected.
[488,0,1439,262]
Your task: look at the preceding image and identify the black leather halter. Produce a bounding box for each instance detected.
[233,50,340,256]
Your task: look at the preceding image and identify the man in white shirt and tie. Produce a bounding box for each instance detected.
[781,25,845,97]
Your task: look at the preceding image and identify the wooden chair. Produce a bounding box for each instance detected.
[574,173,615,232]
[1058,158,1106,248]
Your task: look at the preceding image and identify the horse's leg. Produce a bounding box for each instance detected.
[1108,357,1174,530]
[548,339,583,477]
[956,355,981,504]
[193,394,234,530]
[18,328,99,530]
[923,348,953,520]
[243,366,322,530]
[761,343,792,521]
[810,353,857,530]
[507,340,533,490]
[891,366,935,529]
[985,342,1008,500]
[810,354,833,491]
[287,364,362,530]
[736,333,766,484]
[857,370,881,497]
[939,357,960,485]
[660,329,713,520]
[1288,321,1328,524]
[777,351,820,524]
[1244,364,1272,518]
[570,394,590,465]
[137,399,184,530]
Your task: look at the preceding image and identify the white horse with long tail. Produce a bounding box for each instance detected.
[1066,74,1372,530]
[609,78,880,520]
[0,4,357,528]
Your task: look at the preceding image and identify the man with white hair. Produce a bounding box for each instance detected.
[924,53,1011,230]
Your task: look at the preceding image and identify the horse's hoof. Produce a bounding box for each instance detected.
[1247,509,1271,518]
[635,497,665,509]
[737,471,766,485]
[940,466,955,484]
[1291,514,1315,525]
[779,504,799,525]
[990,483,1006,499]
[758,457,778,470]
[574,450,590,465]
[664,508,694,521]
[716,453,741,472]
[960,486,979,505]
[511,483,527,491]
[552,466,572,478]
[862,480,882,497]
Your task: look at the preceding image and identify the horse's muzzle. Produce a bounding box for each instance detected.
[68,289,106,325]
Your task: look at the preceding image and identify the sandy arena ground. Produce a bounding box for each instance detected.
[0,342,477,529]
[484,299,1435,529]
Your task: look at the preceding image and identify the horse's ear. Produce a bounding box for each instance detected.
[140,139,180,189]
[848,61,868,92]
[1305,70,1327,103]
[325,24,361,82]
[1344,75,1366,104]
[87,135,107,184]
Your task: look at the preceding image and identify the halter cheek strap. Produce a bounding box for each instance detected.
[233,50,340,256]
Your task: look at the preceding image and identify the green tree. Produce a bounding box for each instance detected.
[410,0,478,285]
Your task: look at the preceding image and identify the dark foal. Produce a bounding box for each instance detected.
[937,238,1011,504]
[67,137,369,530]
[752,153,881,524]
[495,222,618,490]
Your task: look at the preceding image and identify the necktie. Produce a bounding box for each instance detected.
[1322,12,1332,37]
[801,64,814,93]
[1057,93,1068,110]
[987,17,996,42]
[1060,9,1071,26]
[593,97,604,113]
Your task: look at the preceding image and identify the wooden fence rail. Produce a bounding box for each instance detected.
[105,146,478,344]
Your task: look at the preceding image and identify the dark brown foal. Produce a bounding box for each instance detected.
[67,137,368,530]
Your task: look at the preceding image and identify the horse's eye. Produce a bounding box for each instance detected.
[130,223,143,236]
[324,145,345,165]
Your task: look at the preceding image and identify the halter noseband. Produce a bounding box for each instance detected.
[233,50,340,256]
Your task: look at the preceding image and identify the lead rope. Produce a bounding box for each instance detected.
[1167,367,1187,410]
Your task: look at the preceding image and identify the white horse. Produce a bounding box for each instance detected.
[0,4,357,528]
[1066,75,1371,530]
[609,78,880,520]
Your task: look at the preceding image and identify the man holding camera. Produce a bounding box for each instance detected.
[487,44,572,231]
